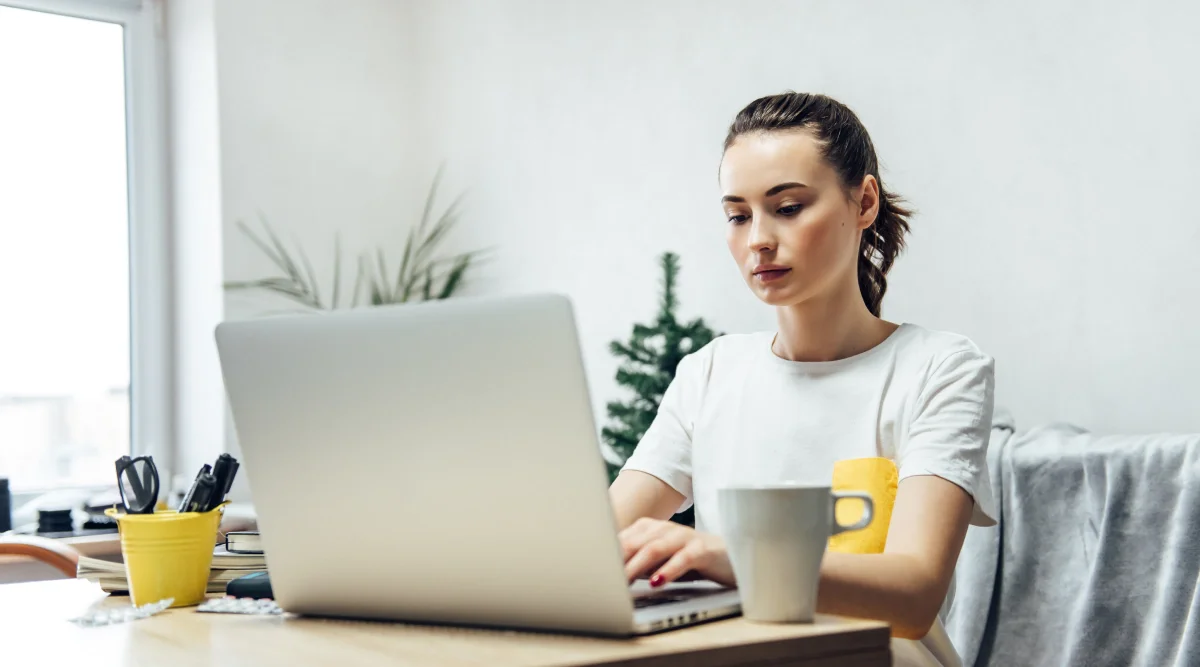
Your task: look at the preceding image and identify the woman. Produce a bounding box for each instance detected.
[609,92,996,667]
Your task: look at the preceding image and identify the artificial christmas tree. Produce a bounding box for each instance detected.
[602,252,719,526]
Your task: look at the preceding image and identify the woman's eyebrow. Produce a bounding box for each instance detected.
[722,182,809,203]
[764,182,808,196]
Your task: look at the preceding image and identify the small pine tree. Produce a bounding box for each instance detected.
[602,252,719,525]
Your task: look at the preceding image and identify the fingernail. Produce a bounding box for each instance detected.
[650,575,665,588]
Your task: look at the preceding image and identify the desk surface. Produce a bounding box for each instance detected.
[3,579,891,667]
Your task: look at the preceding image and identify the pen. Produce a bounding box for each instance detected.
[223,460,239,497]
[181,473,217,514]
[207,454,240,511]
[178,464,211,513]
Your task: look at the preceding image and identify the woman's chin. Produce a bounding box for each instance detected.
[752,285,796,307]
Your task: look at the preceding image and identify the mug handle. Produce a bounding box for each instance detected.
[831,492,874,535]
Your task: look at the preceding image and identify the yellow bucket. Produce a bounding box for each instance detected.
[105,502,227,607]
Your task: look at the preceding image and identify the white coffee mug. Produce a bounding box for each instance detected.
[717,484,874,623]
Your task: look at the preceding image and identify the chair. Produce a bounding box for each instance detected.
[0,533,82,578]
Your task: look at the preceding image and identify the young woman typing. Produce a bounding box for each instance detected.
[609,93,996,667]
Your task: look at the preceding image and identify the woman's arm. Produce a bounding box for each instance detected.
[608,470,685,531]
[816,475,972,639]
[620,474,973,640]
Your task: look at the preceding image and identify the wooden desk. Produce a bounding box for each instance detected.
[2,579,891,666]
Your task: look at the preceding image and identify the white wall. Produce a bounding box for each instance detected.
[197,0,1200,443]
[403,0,1200,435]
[165,0,424,490]
[215,0,422,323]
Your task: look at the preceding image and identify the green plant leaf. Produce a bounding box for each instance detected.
[375,248,392,303]
[257,214,305,283]
[368,264,386,305]
[350,255,367,307]
[223,278,316,308]
[296,239,322,309]
[394,229,417,298]
[416,164,444,237]
[234,220,287,273]
[437,254,471,299]
[609,340,655,366]
[421,265,434,301]
[223,278,281,292]
[413,193,465,268]
[331,233,342,309]
[659,251,680,316]
[226,217,328,309]
[224,169,482,314]
[360,253,382,305]
[412,250,480,301]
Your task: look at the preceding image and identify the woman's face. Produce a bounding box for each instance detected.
[720,130,876,308]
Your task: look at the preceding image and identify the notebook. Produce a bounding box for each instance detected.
[224,531,262,554]
[77,545,266,594]
[211,544,266,569]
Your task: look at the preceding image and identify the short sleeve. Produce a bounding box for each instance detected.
[620,347,711,513]
[899,348,998,527]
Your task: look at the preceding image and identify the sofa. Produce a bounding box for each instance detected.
[945,410,1200,666]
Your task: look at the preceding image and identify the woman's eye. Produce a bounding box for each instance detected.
[778,204,803,216]
[727,214,749,225]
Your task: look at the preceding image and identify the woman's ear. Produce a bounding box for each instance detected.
[857,174,881,231]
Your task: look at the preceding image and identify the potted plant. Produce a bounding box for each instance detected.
[225,169,485,310]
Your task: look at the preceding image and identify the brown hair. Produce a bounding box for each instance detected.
[723,92,911,317]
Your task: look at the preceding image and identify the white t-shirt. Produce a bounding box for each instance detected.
[621,323,997,667]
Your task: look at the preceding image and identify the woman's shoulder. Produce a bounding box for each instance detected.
[891,323,994,377]
[673,332,771,382]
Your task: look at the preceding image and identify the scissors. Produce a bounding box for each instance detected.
[115,455,160,514]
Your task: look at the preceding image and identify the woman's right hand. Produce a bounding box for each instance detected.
[618,517,736,588]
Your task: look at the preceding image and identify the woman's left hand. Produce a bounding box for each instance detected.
[618,517,737,588]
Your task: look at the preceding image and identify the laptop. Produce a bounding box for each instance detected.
[214,293,740,635]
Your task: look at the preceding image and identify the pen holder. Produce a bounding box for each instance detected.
[105,502,228,608]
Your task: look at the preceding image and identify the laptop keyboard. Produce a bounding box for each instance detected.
[633,594,696,609]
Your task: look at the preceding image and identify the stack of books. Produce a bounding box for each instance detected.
[77,544,267,594]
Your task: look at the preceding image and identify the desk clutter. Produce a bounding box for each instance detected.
[5,490,124,538]
[6,453,244,538]
[70,596,176,627]
[115,453,239,515]
[100,453,246,607]
[77,543,266,594]
[197,596,283,615]
[225,530,263,554]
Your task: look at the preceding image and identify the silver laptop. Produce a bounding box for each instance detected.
[214,293,740,635]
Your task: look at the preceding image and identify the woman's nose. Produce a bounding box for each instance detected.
[747,218,777,253]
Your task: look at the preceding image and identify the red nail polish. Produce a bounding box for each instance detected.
[650,575,665,588]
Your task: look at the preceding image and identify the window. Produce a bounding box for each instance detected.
[0,0,170,495]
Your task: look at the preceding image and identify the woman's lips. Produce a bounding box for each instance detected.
[753,268,791,283]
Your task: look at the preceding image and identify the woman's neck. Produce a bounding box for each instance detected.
[772,279,898,363]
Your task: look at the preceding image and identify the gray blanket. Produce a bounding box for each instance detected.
[946,412,1200,666]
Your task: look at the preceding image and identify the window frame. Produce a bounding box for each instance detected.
[2,0,173,503]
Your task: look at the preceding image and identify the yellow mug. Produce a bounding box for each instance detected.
[828,458,897,554]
